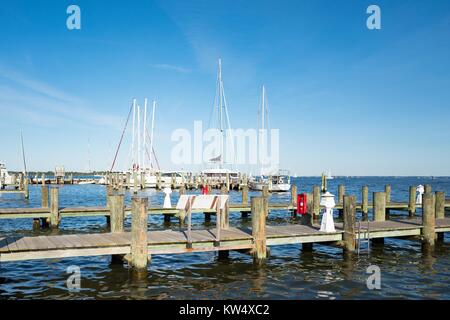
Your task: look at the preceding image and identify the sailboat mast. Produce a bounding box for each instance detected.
[137,104,141,170]
[20,130,27,175]
[262,85,265,131]
[218,58,224,168]
[87,138,91,173]
[143,98,147,171]
[131,99,136,170]
[150,100,156,171]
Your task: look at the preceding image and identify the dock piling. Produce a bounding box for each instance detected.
[41,185,49,208]
[132,171,138,194]
[24,177,29,199]
[422,192,436,250]
[110,194,125,233]
[385,185,391,204]
[220,196,230,230]
[50,188,60,228]
[241,185,249,218]
[343,195,356,253]
[338,185,345,217]
[262,185,269,216]
[409,186,416,217]
[313,186,320,219]
[290,185,297,208]
[435,191,445,219]
[130,197,149,271]
[242,185,249,205]
[373,192,386,244]
[362,186,369,220]
[373,192,386,222]
[251,197,267,262]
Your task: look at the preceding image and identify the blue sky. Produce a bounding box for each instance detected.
[0,0,449,175]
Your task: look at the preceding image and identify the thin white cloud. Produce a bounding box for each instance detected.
[149,63,191,73]
[0,66,123,129]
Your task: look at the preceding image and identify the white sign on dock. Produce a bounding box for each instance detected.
[176,195,229,211]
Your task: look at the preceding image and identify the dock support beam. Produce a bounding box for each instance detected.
[343,195,356,253]
[50,187,60,228]
[130,197,149,272]
[422,192,435,251]
[424,184,432,194]
[251,197,267,262]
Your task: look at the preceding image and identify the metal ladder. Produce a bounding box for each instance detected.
[357,219,370,256]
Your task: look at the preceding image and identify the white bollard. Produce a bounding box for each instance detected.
[416,184,424,205]
[163,187,172,208]
[319,192,336,232]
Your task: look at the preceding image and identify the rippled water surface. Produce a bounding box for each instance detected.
[0,177,449,299]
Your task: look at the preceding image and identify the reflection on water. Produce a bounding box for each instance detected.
[0,177,449,299]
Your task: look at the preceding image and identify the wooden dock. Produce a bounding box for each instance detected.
[0,184,449,229]
[0,191,448,272]
[1,218,449,263]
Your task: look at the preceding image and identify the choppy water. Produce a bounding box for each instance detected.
[0,177,448,299]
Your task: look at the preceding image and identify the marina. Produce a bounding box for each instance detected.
[0,176,449,299]
[1,0,449,303]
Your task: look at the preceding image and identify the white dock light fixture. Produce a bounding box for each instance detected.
[163,187,172,208]
[319,192,336,233]
[416,185,424,205]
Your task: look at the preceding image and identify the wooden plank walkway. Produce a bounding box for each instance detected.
[1,217,449,263]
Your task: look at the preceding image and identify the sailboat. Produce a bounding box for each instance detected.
[248,86,291,192]
[201,58,239,185]
[326,169,334,180]
[79,138,96,184]
[127,98,158,187]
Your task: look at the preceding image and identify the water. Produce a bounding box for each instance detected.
[0,177,449,299]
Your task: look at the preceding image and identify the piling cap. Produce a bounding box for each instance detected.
[320,191,336,208]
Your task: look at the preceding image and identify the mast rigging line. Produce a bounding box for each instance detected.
[109,102,134,172]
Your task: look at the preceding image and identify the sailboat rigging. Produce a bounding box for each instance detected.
[248,85,291,192]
